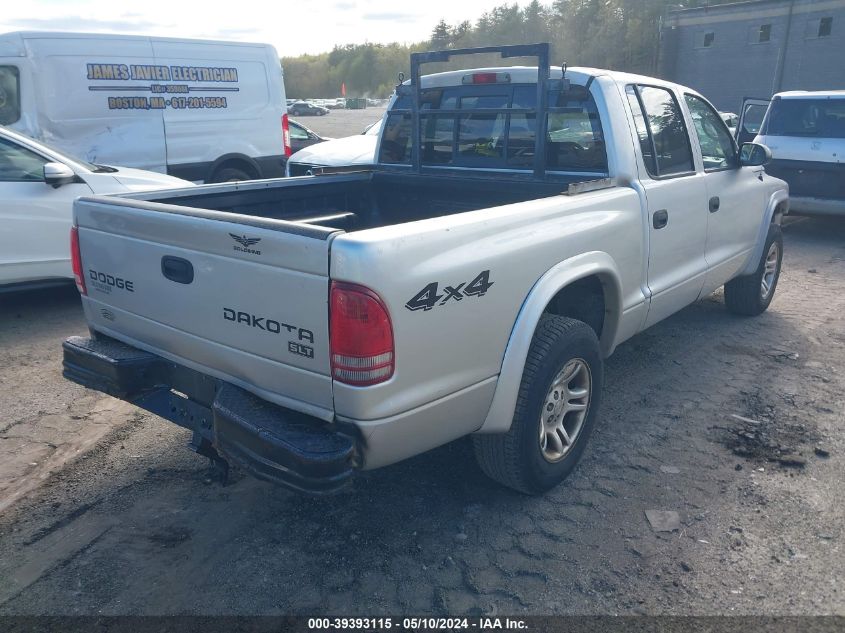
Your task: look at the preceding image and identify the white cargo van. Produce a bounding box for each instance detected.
[0,31,291,182]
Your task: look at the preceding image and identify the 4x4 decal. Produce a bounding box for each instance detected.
[405,270,493,312]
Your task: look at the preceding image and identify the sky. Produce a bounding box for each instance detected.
[1,0,518,57]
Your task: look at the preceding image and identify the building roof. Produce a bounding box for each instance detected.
[665,0,845,27]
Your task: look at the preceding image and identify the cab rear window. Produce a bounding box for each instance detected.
[379,84,607,173]
[0,66,21,125]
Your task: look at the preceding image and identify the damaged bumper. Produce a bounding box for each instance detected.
[62,335,355,494]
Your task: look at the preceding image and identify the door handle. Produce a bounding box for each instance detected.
[709,196,721,213]
[161,256,194,284]
[653,209,669,230]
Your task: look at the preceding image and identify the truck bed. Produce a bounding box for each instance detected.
[72,168,605,423]
[136,171,586,232]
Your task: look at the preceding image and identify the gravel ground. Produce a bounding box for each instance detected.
[0,215,842,616]
[290,107,386,141]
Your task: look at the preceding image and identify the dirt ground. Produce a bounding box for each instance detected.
[0,215,843,614]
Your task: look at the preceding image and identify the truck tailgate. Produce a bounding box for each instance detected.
[74,196,339,420]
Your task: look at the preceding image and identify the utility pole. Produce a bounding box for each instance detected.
[773,0,797,94]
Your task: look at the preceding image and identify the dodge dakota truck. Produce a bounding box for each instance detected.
[62,44,788,494]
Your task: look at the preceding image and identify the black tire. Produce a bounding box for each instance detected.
[724,223,783,316]
[210,167,252,183]
[292,109,301,116]
[473,316,603,494]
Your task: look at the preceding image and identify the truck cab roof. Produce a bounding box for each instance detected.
[406,65,696,97]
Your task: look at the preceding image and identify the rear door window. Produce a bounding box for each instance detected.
[626,86,657,177]
[629,85,695,178]
[0,66,21,125]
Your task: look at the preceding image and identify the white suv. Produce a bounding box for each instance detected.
[0,126,190,291]
[747,91,845,216]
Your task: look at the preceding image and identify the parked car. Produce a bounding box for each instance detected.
[289,101,329,116]
[288,119,331,154]
[720,111,738,136]
[286,119,380,176]
[740,91,845,216]
[0,31,290,183]
[63,44,786,496]
[0,126,190,291]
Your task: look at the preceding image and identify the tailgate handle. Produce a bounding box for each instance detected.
[161,256,194,285]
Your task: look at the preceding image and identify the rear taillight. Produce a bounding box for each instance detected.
[330,282,394,386]
[282,113,292,157]
[70,226,87,295]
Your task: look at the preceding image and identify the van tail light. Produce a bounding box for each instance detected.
[70,226,87,295]
[330,282,394,386]
[282,113,292,157]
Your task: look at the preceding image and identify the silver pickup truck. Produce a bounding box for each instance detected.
[63,44,788,494]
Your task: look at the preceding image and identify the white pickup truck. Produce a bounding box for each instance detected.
[63,44,788,494]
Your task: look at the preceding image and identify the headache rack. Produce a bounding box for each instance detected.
[396,43,572,180]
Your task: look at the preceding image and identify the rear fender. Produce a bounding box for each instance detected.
[475,251,622,434]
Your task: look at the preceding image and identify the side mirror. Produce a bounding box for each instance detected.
[43,162,77,188]
[740,143,772,167]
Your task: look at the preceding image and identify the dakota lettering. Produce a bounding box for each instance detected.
[221,307,314,345]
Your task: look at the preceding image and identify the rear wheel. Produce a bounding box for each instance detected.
[725,223,783,316]
[210,167,252,183]
[473,316,603,494]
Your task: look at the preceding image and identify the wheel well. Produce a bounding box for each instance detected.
[208,157,259,182]
[773,202,787,225]
[542,275,606,339]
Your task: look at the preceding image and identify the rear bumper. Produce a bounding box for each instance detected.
[62,334,355,494]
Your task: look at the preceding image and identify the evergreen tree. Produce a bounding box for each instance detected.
[431,19,452,49]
